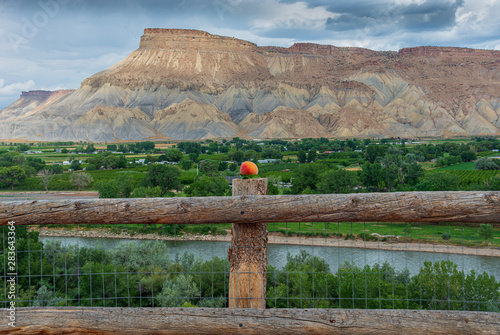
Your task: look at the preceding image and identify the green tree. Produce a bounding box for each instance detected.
[70,160,81,171]
[478,224,494,243]
[102,154,119,169]
[162,149,183,162]
[403,224,412,241]
[106,144,117,151]
[244,149,259,161]
[267,175,281,195]
[198,160,219,177]
[47,164,63,174]
[379,154,423,190]
[33,285,61,307]
[180,159,192,170]
[69,172,93,191]
[307,149,317,162]
[291,163,325,194]
[139,164,181,195]
[317,169,358,194]
[16,143,30,152]
[85,143,96,153]
[364,144,387,163]
[409,261,465,310]
[38,169,55,191]
[189,152,199,162]
[97,175,134,198]
[460,150,477,162]
[360,162,386,192]
[184,176,229,197]
[0,166,27,190]
[232,150,244,164]
[156,274,200,307]
[475,157,499,170]
[262,146,282,159]
[218,161,228,171]
[297,150,307,163]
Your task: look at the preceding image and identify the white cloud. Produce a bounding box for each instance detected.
[0,79,36,96]
[250,1,338,31]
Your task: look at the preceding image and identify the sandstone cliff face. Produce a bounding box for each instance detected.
[1,29,499,141]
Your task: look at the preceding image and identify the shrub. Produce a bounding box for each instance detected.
[441,232,451,240]
[132,186,162,198]
[475,157,500,170]
[479,224,494,242]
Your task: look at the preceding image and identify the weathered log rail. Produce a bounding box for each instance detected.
[1,307,499,334]
[1,191,499,226]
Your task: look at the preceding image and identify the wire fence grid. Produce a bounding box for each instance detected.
[2,221,499,311]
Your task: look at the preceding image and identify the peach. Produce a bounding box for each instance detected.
[240,161,258,175]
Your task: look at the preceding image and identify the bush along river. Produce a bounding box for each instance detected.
[9,227,500,310]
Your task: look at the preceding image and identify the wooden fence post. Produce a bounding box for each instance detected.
[228,178,268,308]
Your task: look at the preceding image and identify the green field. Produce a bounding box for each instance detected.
[435,162,476,170]
[428,170,500,186]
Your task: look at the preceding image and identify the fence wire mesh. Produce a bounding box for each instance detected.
[2,221,499,311]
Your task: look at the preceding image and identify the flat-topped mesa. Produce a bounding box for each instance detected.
[399,46,500,59]
[21,90,53,97]
[20,90,75,98]
[139,28,258,52]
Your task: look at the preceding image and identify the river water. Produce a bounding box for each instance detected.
[39,236,500,277]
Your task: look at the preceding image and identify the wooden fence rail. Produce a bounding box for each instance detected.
[1,191,499,226]
[1,307,499,335]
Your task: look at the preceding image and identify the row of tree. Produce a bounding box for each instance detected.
[4,231,498,311]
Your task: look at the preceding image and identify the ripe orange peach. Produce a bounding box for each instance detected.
[240,161,258,175]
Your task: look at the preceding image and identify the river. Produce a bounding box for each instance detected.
[39,236,500,277]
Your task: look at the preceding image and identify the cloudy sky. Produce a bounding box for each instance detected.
[0,0,499,109]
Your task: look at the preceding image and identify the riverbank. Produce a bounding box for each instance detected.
[34,227,500,257]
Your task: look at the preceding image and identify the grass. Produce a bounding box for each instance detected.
[265,222,500,247]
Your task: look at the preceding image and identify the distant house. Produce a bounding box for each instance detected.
[62,161,71,166]
[135,159,146,164]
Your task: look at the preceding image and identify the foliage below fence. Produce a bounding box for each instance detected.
[2,228,498,312]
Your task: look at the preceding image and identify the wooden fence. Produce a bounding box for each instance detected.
[0,189,499,334]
